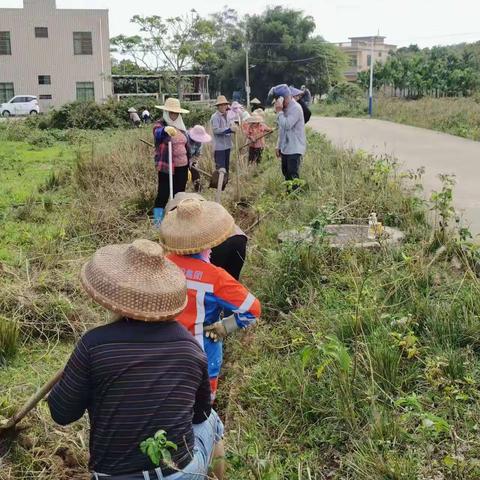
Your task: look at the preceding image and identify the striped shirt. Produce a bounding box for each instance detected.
[47,319,211,476]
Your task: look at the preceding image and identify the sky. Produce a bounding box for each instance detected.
[4,0,480,48]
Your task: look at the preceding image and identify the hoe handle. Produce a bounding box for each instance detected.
[1,369,63,431]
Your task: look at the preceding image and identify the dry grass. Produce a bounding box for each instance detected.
[375,96,480,140]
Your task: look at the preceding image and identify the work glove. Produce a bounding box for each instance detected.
[204,315,238,342]
[164,126,177,137]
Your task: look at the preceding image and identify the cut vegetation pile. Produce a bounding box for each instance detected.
[1,122,480,479]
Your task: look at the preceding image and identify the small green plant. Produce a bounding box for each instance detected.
[430,174,456,239]
[140,430,178,467]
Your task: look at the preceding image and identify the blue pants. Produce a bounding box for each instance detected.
[214,149,231,173]
[92,411,224,480]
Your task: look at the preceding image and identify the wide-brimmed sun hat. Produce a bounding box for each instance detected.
[250,98,261,105]
[160,198,235,254]
[81,239,187,322]
[155,97,189,114]
[188,125,212,144]
[215,95,230,106]
[246,114,263,124]
[253,108,265,118]
[165,192,205,215]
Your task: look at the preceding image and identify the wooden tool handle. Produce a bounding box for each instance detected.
[1,369,63,431]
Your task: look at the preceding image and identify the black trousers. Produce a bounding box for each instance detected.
[210,235,247,280]
[248,147,263,164]
[154,165,189,209]
[281,153,302,181]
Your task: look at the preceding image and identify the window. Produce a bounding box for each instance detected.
[378,52,383,58]
[39,94,52,100]
[73,32,93,55]
[76,82,95,101]
[35,27,48,38]
[0,32,12,55]
[11,96,26,103]
[367,54,372,67]
[0,83,14,103]
[349,54,358,67]
[38,75,51,85]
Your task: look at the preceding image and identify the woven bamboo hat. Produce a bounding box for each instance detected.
[81,239,187,322]
[165,192,205,215]
[155,97,189,114]
[160,198,235,254]
[250,98,261,105]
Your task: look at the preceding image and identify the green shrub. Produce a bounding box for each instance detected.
[49,101,120,130]
[327,82,364,104]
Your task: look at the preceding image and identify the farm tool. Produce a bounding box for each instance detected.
[0,368,63,448]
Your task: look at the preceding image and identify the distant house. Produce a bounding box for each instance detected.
[0,0,112,109]
[337,36,397,82]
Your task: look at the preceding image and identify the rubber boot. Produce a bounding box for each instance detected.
[153,208,164,227]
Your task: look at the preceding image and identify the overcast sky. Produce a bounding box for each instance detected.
[5,0,480,48]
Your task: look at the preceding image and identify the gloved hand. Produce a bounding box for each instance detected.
[204,315,238,342]
[164,126,177,137]
[204,322,227,342]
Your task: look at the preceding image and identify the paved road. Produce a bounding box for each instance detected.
[309,117,480,237]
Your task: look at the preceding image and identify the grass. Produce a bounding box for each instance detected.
[312,94,480,141]
[219,131,480,479]
[1,122,480,479]
[375,96,480,141]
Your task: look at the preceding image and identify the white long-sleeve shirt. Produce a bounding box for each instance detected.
[276,99,306,155]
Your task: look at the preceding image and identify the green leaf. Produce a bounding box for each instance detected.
[443,455,456,468]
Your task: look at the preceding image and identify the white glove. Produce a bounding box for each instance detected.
[204,316,238,342]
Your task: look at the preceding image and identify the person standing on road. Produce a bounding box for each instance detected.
[269,84,306,183]
[210,95,237,174]
[152,98,190,225]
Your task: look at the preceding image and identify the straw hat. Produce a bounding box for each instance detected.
[160,198,235,254]
[188,125,212,143]
[253,108,265,119]
[246,114,263,124]
[81,239,187,322]
[165,192,205,215]
[215,95,230,106]
[155,97,189,114]
[250,98,261,105]
[128,107,137,113]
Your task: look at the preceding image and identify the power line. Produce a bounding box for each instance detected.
[249,54,327,64]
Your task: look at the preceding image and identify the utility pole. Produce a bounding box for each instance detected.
[368,35,374,117]
[245,43,251,110]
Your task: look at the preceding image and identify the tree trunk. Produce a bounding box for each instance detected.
[177,73,184,101]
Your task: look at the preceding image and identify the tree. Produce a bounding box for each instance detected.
[111,11,217,99]
[358,43,480,98]
[244,7,345,101]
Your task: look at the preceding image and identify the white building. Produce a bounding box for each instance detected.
[0,0,112,109]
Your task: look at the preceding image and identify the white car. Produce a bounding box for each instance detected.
[1,95,40,117]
